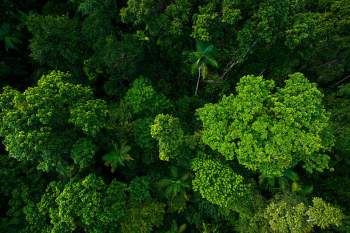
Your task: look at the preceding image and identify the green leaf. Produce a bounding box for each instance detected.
[205,56,219,68]
[284,169,300,182]
[103,143,133,172]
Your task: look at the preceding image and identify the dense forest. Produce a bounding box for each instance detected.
[0,0,350,232]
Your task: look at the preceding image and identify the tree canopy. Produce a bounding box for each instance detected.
[197,73,333,176]
[0,0,349,232]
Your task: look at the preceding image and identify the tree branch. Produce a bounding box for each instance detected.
[331,74,350,87]
[219,40,258,80]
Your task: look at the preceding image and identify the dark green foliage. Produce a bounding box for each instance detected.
[70,138,97,169]
[0,23,21,51]
[128,176,151,203]
[120,201,165,233]
[124,77,172,117]
[0,0,38,87]
[1,0,350,232]
[326,84,350,157]
[27,15,85,71]
[0,154,47,233]
[103,143,133,172]
[157,165,191,213]
[133,117,155,150]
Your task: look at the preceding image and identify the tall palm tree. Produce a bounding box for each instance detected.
[191,41,219,95]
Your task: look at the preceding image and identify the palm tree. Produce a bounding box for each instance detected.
[157,166,191,212]
[102,142,133,172]
[190,41,219,95]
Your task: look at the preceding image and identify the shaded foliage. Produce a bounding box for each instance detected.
[1,0,350,232]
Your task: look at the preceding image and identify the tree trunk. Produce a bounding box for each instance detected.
[195,67,201,96]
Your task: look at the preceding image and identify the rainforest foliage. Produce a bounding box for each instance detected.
[0,0,350,232]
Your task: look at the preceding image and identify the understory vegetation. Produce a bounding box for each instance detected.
[0,0,350,232]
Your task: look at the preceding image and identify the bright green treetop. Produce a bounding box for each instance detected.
[192,155,255,214]
[264,196,343,233]
[25,174,127,233]
[197,73,334,176]
[151,114,184,161]
[0,71,108,175]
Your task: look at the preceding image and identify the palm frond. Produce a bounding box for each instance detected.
[205,56,219,68]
